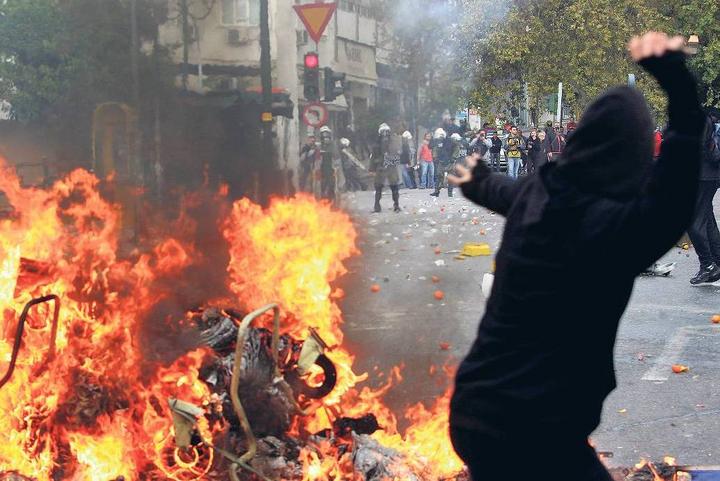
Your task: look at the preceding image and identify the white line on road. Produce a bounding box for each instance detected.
[641,326,693,382]
[641,325,719,382]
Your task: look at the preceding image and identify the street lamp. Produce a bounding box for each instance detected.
[687,35,700,56]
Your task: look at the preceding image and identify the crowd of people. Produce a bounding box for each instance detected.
[296,101,720,287]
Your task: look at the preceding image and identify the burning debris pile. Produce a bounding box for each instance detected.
[0,157,464,481]
[170,305,469,481]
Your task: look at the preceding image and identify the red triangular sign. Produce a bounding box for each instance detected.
[293,2,337,44]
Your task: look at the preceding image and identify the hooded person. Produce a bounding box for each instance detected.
[369,123,402,213]
[447,34,705,481]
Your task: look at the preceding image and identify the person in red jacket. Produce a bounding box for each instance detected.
[653,128,663,159]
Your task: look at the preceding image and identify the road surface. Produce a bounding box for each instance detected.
[338,186,720,468]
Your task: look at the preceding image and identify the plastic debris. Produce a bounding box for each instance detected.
[461,243,492,257]
[434,260,446,267]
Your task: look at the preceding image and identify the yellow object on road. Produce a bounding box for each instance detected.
[461,243,492,257]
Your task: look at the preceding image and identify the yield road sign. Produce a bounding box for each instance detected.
[293,2,337,44]
[301,102,329,128]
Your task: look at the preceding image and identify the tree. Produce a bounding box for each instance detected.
[372,0,496,130]
[662,0,720,108]
[0,0,172,122]
[469,0,673,125]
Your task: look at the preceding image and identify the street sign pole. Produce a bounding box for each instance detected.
[556,82,563,125]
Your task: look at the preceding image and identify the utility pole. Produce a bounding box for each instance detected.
[181,0,190,90]
[259,0,275,199]
[130,0,140,108]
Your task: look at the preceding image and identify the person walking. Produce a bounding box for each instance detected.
[489,131,502,172]
[504,126,523,178]
[370,123,402,213]
[418,132,435,189]
[400,130,418,189]
[687,115,720,285]
[446,33,704,481]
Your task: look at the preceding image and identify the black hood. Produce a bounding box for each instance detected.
[556,86,654,200]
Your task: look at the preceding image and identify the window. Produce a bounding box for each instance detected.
[221,0,260,26]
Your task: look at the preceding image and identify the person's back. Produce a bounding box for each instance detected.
[448,34,705,481]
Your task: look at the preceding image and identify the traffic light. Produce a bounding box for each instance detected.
[303,52,320,101]
[323,67,346,102]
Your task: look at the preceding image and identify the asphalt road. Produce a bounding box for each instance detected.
[337,186,720,468]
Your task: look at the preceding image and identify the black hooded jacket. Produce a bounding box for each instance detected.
[450,52,705,441]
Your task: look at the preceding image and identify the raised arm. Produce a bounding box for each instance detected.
[606,34,706,272]
[449,153,522,216]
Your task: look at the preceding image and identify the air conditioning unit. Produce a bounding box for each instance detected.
[227,29,244,46]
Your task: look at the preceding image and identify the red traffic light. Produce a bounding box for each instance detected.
[304,52,319,69]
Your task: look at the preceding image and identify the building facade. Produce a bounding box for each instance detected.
[158,0,407,181]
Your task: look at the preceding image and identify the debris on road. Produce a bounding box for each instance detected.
[671,364,689,374]
[439,342,451,351]
[431,276,440,284]
[712,314,720,324]
[460,243,491,257]
[371,284,381,293]
[434,290,445,300]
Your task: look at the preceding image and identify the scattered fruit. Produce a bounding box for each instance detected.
[434,290,445,300]
[682,243,690,250]
[434,247,442,255]
[431,276,441,284]
[671,364,689,374]
[439,342,451,351]
[480,229,486,235]
[712,315,720,324]
[370,284,381,293]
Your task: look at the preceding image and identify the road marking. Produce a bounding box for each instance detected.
[641,325,719,382]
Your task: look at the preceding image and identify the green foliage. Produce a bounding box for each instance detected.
[468,0,720,121]
[0,0,171,122]
[470,0,678,124]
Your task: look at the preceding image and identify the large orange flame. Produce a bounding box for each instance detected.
[223,195,464,479]
[0,154,463,480]
[0,157,211,480]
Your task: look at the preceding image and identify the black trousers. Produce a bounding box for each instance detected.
[688,180,720,267]
[450,426,613,481]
